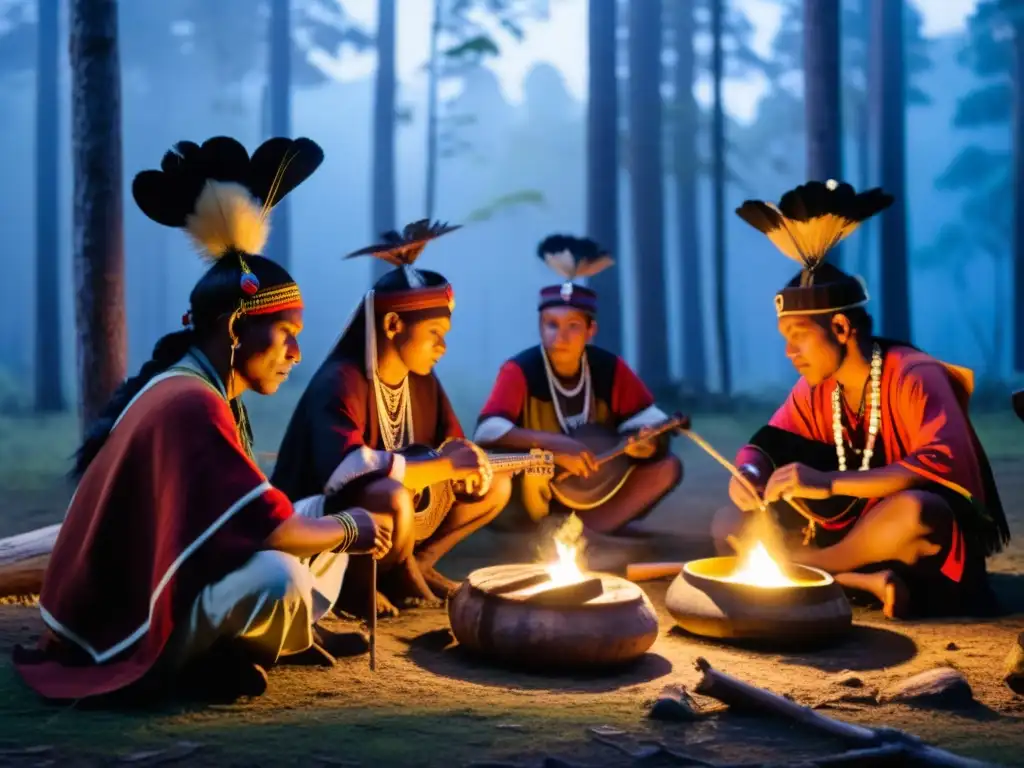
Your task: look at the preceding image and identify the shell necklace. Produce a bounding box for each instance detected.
[831,343,882,472]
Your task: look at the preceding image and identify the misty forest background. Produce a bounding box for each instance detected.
[0,0,1021,428]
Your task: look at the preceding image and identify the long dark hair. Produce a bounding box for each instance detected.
[71,255,295,479]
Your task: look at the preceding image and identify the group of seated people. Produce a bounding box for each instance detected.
[12,137,1012,705]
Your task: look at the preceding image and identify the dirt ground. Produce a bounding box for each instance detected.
[0,403,1022,766]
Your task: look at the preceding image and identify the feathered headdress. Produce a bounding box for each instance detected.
[132,136,323,315]
[536,234,613,314]
[736,180,892,317]
[336,219,462,380]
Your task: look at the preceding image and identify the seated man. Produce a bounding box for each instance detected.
[713,180,1010,619]
[473,234,683,535]
[14,137,391,705]
[272,220,512,618]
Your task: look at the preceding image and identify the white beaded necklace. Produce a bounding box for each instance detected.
[831,343,882,472]
[540,347,591,433]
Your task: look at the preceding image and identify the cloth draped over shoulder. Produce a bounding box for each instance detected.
[734,343,1010,555]
[474,345,668,443]
[15,354,293,701]
[271,355,464,502]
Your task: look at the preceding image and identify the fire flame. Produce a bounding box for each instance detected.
[545,514,585,586]
[723,509,799,588]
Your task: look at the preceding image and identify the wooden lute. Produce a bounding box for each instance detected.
[549,412,690,511]
[398,438,554,541]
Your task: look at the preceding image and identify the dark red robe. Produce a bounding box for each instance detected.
[15,374,292,701]
[272,354,463,500]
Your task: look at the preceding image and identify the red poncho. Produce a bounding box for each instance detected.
[16,374,292,700]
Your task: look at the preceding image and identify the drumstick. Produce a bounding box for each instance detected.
[681,429,816,520]
[370,557,378,671]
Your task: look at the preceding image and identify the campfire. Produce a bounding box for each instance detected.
[665,509,852,645]
[716,510,816,589]
[447,513,660,670]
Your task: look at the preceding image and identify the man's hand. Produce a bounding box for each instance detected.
[763,462,834,503]
[349,509,394,559]
[551,437,599,478]
[728,476,765,512]
[440,439,493,495]
[623,427,658,460]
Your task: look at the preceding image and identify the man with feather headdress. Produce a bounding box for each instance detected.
[14,137,393,704]
[473,235,683,534]
[716,180,1010,619]
[272,220,512,618]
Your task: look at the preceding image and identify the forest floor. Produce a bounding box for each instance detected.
[0,391,1022,767]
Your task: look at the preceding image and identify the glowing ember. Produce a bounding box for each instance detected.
[723,509,799,588]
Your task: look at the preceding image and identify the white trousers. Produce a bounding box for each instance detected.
[164,496,349,669]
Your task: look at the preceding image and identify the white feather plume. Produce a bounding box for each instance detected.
[184,180,269,260]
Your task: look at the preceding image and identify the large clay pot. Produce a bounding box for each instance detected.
[665,556,852,646]
[448,563,659,670]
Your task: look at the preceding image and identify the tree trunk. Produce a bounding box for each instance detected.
[673,0,706,393]
[628,0,669,388]
[267,0,292,269]
[371,0,398,282]
[1012,31,1024,371]
[585,0,622,353]
[710,0,731,396]
[70,0,127,431]
[424,0,443,220]
[855,0,872,279]
[870,0,910,341]
[804,0,844,269]
[35,0,64,412]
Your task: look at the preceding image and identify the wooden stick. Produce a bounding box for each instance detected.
[693,658,996,768]
[0,524,60,598]
[626,562,684,582]
[489,572,551,595]
[369,558,377,672]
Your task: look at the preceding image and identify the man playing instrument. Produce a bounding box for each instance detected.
[273,220,512,618]
[712,180,1010,619]
[474,234,683,534]
[14,137,393,705]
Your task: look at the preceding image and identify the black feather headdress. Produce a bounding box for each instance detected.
[344,219,461,267]
[132,136,324,262]
[736,180,892,316]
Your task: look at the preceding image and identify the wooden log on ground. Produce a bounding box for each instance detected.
[0,525,59,598]
[693,657,995,768]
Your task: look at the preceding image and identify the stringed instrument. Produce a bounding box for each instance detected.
[547,412,690,511]
[398,438,554,541]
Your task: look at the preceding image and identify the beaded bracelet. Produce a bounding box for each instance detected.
[328,511,360,553]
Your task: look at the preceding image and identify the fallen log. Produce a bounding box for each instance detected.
[0,524,59,598]
[693,657,996,768]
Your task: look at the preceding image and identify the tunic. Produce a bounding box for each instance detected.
[734,342,1009,581]
[474,345,667,442]
[272,353,464,501]
[16,364,292,700]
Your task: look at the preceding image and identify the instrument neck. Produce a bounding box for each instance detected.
[600,419,681,463]
[487,454,548,473]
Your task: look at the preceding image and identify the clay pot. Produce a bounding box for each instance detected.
[448,563,659,670]
[665,556,852,645]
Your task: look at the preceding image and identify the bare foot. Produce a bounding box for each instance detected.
[374,590,401,618]
[420,564,461,599]
[835,570,911,620]
[335,588,399,620]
